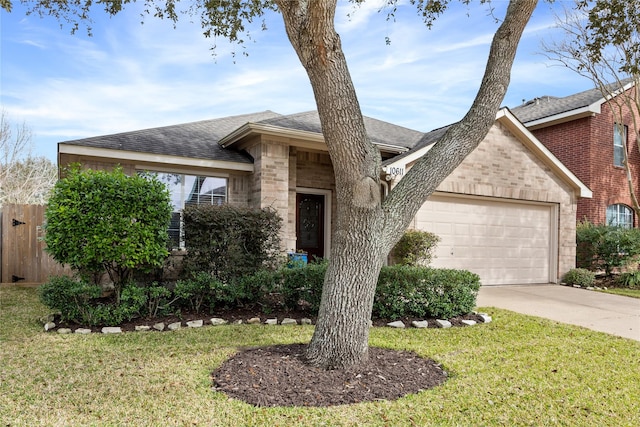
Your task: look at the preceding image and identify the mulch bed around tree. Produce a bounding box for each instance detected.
[211,343,448,407]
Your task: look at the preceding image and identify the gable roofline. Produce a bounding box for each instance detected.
[517,79,636,130]
[219,112,412,154]
[383,108,592,199]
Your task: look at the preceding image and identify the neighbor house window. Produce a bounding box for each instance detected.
[140,171,227,248]
[613,124,628,167]
[606,204,633,228]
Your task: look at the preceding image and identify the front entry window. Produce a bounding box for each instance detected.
[606,204,633,228]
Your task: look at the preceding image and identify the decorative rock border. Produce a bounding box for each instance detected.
[42,312,492,334]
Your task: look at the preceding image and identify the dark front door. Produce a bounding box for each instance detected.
[296,193,325,260]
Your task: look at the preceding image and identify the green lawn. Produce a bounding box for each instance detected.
[1,285,639,426]
[598,287,640,299]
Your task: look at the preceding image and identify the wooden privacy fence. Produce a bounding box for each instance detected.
[0,204,70,284]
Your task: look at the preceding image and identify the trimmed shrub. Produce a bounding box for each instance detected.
[39,277,148,326]
[576,220,640,275]
[390,230,440,266]
[175,272,240,313]
[44,166,173,302]
[182,205,282,282]
[374,266,480,319]
[280,260,327,312]
[562,268,596,287]
[237,262,479,319]
[39,276,101,323]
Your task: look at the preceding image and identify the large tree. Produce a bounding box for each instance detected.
[542,0,640,218]
[3,0,538,369]
[0,110,57,207]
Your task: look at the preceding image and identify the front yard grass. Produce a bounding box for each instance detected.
[1,285,639,426]
[598,287,640,299]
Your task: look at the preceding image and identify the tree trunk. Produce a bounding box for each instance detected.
[276,0,538,370]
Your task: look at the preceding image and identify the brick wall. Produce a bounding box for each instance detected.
[530,90,640,225]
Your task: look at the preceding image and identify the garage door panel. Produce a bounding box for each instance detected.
[416,195,554,285]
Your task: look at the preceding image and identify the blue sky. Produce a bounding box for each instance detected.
[1,1,591,163]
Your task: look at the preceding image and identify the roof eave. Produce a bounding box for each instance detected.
[524,105,600,130]
[58,144,254,172]
[219,123,325,148]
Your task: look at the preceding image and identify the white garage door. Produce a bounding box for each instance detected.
[415,194,556,285]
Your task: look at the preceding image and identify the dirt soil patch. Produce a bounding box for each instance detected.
[212,343,448,407]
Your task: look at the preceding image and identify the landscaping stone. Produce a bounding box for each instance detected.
[74,328,92,334]
[57,328,72,334]
[281,318,297,325]
[44,322,56,332]
[411,320,429,328]
[135,325,151,332]
[247,317,261,324]
[435,319,452,328]
[153,322,165,331]
[265,318,278,325]
[478,313,492,323]
[301,318,312,325]
[187,320,204,328]
[210,318,228,326]
[101,327,122,334]
[168,322,181,331]
[387,321,405,328]
[461,320,477,326]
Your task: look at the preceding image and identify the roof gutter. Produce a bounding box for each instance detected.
[58,144,254,172]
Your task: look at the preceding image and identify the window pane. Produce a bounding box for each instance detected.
[607,204,633,228]
[614,125,626,167]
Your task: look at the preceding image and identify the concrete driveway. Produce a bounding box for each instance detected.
[476,284,640,341]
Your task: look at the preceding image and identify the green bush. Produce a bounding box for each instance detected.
[576,220,640,275]
[44,166,173,302]
[617,271,640,289]
[39,276,101,323]
[39,278,148,326]
[390,230,440,266]
[374,266,480,319]
[280,260,327,312]
[236,262,479,319]
[562,268,596,287]
[175,272,240,313]
[182,205,282,282]
[145,283,176,317]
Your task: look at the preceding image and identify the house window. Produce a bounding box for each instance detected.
[606,204,633,228]
[140,171,227,248]
[613,124,628,167]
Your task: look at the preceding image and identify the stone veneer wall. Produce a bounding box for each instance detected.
[416,122,579,281]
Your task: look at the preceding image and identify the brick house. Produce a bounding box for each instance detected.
[58,109,590,285]
[511,80,639,227]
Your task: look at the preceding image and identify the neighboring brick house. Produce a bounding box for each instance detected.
[511,80,639,228]
[59,109,590,285]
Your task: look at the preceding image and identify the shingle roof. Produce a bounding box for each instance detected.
[382,125,450,166]
[511,79,634,123]
[60,110,425,162]
[60,111,283,163]
[253,110,424,150]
